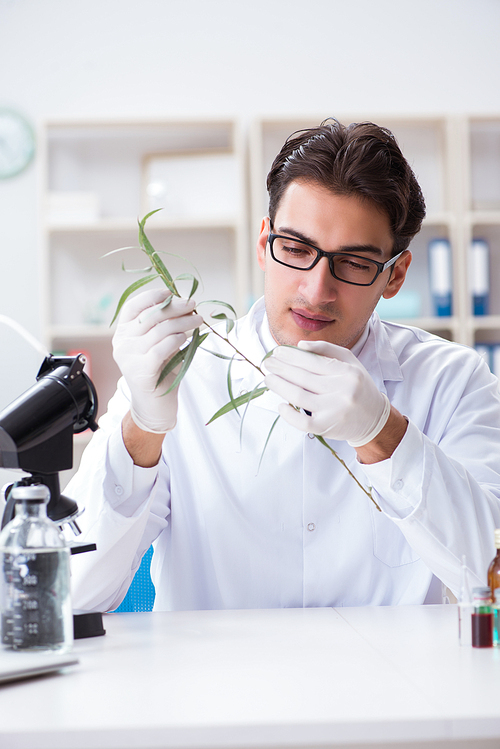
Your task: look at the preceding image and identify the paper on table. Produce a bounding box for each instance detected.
[0,649,79,685]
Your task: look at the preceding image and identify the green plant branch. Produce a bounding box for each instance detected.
[199,319,265,376]
[108,211,378,508]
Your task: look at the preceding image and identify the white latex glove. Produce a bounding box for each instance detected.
[112,288,203,433]
[264,340,391,447]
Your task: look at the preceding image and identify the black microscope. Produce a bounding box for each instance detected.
[0,353,104,638]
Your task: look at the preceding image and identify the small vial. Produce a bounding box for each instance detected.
[487,528,500,602]
[493,589,500,647]
[458,555,473,646]
[471,586,493,648]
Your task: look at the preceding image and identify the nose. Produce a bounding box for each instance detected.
[298,256,338,306]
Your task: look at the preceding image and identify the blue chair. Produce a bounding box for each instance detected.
[114,545,156,612]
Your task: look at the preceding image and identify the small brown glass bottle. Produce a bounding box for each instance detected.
[471,587,493,648]
[487,528,500,601]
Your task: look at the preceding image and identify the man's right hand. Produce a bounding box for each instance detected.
[112,287,203,434]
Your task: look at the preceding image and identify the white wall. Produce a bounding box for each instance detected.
[0,0,499,384]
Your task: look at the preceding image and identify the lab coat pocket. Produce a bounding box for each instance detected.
[370,509,420,567]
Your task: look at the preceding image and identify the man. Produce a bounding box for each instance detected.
[70,120,500,612]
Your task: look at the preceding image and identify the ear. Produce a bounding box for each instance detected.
[256,217,270,272]
[382,251,412,299]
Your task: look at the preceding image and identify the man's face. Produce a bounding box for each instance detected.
[256,180,411,348]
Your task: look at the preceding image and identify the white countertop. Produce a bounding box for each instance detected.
[1,605,499,749]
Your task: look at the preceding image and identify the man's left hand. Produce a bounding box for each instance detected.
[264,340,391,447]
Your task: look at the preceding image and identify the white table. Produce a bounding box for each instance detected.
[1,605,500,749]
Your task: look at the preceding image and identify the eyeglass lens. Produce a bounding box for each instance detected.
[271,236,380,285]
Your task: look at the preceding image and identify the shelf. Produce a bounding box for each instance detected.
[47,324,113,339]
[46,218,138,232]
[40,118,249,438]
[422,212,455,227]
[469,117,500,212]
[397,315,457,330]
[468,315,500,331]
[467,211,500,225]
[39,114,500,438]
[46,216,242,234]
[375,315,460,340]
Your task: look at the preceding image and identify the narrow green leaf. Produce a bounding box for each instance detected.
[154,250,202,281]
[175,273,199,299]
[210,311,236,335]
[138,219,157,256]
[163,329,209,394]
[139,208,163,228]
[138,216,165,263]
[206,386,268,424]
[156,345,188,387]
[189,277,199,299]
[102,245,141,258]
[238,381,267,446]
[150,252,178,296]
[137,212,182,297]
[158,294,174,311]
[199,347,243,361]
[226,356,239,416]
[109,273,158,326]
[261,348,277,363]
[198,300,237,318]
[121,261,153,274]
[257,415,280,471]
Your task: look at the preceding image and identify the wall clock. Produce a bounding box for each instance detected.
[0,108,35,179]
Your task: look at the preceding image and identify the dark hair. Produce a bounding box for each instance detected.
[267,119,426,255]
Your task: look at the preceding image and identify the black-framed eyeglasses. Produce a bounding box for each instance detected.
[267,231,404,287]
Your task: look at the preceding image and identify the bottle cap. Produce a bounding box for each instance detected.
[11,484,50,502]
[495,528,500,548]
[472,586,491,602]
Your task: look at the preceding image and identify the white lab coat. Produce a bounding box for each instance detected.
[69,298,500,612]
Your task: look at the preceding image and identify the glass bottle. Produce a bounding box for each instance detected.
[493,589,500,647]
[487,528,500,602]
[458,555,473,646]
[0,484,73,652]
[471,586,493,648]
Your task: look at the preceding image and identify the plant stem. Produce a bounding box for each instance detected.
[314,435,381,512]
[200,318,265,376]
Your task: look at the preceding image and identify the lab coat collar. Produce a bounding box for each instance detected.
[222,299,403,413]
[357,313,404,392]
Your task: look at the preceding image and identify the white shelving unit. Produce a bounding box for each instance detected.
[39,120,250,430]
[465,116,500,355]
[250,114,500,348]
[39,114,500,466]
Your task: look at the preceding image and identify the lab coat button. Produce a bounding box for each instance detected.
[307,522,316,531]
[394,479,404,491]
[308,433,315,439]
[114,485,124,496]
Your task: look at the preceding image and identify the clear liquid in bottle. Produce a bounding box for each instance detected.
[0,484,73,652]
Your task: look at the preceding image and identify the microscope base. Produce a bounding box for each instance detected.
[73,612,106,639]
